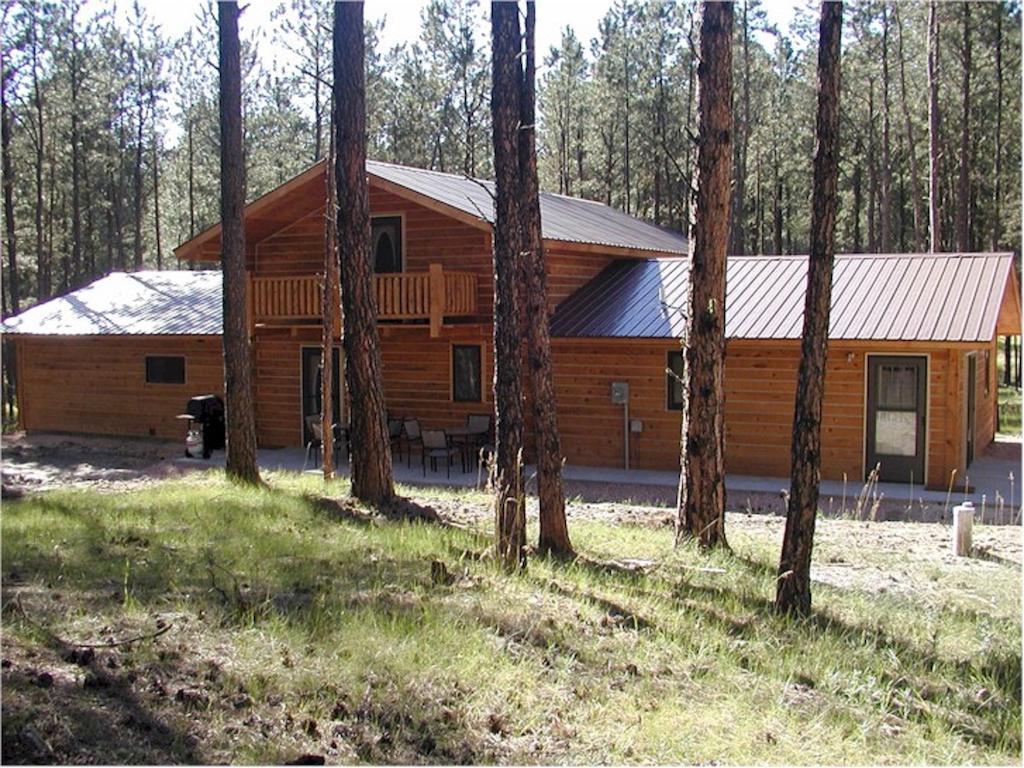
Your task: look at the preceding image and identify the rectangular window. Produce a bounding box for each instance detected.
[145,355,185,385]
[667,350,684,410]
[452,344,482,402]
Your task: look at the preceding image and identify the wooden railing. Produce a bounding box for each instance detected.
[248,264,478,337]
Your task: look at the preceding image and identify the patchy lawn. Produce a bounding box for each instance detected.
[2,473,1020,764]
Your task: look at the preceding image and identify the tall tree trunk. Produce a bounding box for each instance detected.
[334,0,394,506]
[31,13,48,300]
[187,116,196,238]
[776,0,843,618]
[676,0,732,550]
[879,4,892,252]
[928,1,942,253]
[218,0,262,485]
[730,0,750,257]
[519,1,571,558]
[992,5,1003,250]
[893,4,924,252]
[772,146,782,255]
[151,85,163,269]
[1,58,19,315]
[321,103,338,481]
[851,148,863,252]
[134,91,144,270]
[866,80,877,252]
[70,11,82,286]
[955,1,971,252]
[490,0,526,569]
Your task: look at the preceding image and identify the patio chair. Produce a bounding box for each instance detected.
[303,415,323,470]
[421,429,458,478]
[403,417,423,468]
[466,413,493,469]
[388,418,404,463]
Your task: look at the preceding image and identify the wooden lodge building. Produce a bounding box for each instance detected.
[4,160,1020,489]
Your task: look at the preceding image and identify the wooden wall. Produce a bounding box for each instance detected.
[14,335,223,440]
[548,338,983,487]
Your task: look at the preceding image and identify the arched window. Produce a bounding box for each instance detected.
[371,216,402,273]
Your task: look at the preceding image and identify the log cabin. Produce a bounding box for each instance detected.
[3,159,1020,489]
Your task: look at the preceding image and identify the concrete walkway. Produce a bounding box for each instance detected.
[179,437,1021,523]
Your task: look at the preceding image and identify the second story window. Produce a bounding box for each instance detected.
[372,216,403,273]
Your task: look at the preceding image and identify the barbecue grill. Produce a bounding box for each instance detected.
[177,394,225,459]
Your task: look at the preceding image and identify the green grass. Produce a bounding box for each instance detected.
[2,473,1020,764]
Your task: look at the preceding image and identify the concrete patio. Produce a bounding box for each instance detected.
[178,437,1022,524]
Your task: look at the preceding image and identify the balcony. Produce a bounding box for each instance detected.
[248,264,478,337]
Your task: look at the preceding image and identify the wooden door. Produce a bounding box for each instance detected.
[866,355,927,483]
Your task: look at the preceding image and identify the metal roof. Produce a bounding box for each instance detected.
[367,160,689,255]
[550,252,1018,342]
[1,271,223,336]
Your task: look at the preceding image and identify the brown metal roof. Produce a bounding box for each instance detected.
[174,159,689,260]
[550,252,1019,342]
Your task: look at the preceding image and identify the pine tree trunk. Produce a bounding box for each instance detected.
[70,15,82,287]
[134,93,144,270]
[334,0,394,506]
[1,59,19,315]
[955,2,971,253]
[321,105,338,481]
[894,4,925,252]
[490,0,526,569]
[32,14,48,300]
[676,0,732,550]
[187,117,196,238]
[776,0,843,618]
[879,5,892,252]
[151,85,163,270]
[866,81,877,252]
[520,1,571,558]
[730,0,750,257]
[928,1,942,253]
[218,0,262,486]
[992,6,1003,250]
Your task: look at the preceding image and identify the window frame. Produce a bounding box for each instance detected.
[666,349,684,411]
[370,214,405,274]
[145,355,186,385]
[451,343,483,403]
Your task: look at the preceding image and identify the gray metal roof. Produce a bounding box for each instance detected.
[367,160,688,255]
[1,271,223,336]
[550,252,1017,342]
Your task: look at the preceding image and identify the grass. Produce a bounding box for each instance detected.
[2,472,1021,764]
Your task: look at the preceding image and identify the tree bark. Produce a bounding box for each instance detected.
[892,5,924,252]
[334,0,394,506]
[992,5,1003,251]
[676,0,732,550]
[519,1,571,558]
[490,0,526,569]
[31,12,48,300]
[321,103,338,481]
[928,1,942,253]
[70,8,82,286]
[879,4,892,252]
[151,83,163,270]
[218,0,262,485]
[776,0,843,618]
[1,56,18,315]
[955,2,971,253]
[730,0,750,257]
[133,76,144,271]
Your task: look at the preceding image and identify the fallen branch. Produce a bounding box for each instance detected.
[11,596,172,649]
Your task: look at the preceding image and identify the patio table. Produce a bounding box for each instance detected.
[445,425,488,473]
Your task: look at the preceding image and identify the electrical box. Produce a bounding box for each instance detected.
[611,381,629,404]
[630,419,643,434]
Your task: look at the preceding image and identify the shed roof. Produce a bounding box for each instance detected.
[174,159,688,260]
[550,252,1020,342]
[1,271,223,336]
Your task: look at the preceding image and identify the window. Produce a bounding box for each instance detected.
[146,355,185,384]
[371,216,403,273]
[667,350,684,410]
[452,344,482,402]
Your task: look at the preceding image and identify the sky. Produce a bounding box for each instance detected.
[123,0,800,74]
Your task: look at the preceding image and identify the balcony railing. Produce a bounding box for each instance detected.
[248,264,478,337]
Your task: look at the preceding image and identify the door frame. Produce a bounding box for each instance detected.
[965,352,977,467]
[863,352,930,484]
[299,344,344,444]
